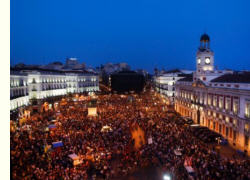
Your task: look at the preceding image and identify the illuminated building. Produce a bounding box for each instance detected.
[175,34,250,154]
[154,69,192,104]
[10,68,99,110]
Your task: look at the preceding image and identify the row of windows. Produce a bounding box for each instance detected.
[177,105,249,147]
[10,80,27,87]
[179,91,240,114]
[207,95,239,114]
[10,89,28,99]
[38,78,97,83]
[207,110,238,126]
[208,119,249,146]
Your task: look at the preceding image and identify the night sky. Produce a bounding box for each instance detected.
[11,0,250,73]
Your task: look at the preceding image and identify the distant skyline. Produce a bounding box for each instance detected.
[11,0,250,73]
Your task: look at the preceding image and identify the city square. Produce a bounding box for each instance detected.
[6,0,250,179]
[10,87,250,179]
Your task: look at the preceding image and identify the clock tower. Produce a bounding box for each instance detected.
[195,33,215,82]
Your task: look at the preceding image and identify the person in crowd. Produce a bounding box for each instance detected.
[10,91,250,180]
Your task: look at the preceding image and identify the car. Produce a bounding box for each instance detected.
[183,117,194,125]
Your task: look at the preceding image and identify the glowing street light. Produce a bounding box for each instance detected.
[163,174,171,180]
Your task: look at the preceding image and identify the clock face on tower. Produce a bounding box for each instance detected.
[205,57,211,64]
[197,58,201,64]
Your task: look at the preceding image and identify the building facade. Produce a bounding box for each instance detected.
[175,34,250,154]
[10,68,99,110]
[154,70,192,104]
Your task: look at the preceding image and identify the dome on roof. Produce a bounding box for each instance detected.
[200,33,210,42]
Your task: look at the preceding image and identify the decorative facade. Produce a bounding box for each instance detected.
[10,68,99,110]
[154,70,192,104]
[175,34,250,154]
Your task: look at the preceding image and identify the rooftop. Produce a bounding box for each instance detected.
[211,72,250,83]
[177,74,193,82]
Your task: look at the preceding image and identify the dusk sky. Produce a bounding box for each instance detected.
[11,0,250,73]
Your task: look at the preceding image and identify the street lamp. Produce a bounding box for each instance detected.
[163,174,171,180]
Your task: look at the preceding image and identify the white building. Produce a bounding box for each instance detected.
[154,69,192,104]
[10,68,99,110]
[175,34,250,155]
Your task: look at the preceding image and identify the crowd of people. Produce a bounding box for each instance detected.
[10,90,250,180]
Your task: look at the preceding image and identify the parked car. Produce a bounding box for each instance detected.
[183,117,194,125]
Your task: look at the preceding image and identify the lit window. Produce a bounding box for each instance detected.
[233,99,239,114]
[245,102,250,118]
[208,95,211,105]
[245,124,249,132]
[233,119,237,126]
[219,96,223,109]
[225,98,231,111]
[213,95,217,107]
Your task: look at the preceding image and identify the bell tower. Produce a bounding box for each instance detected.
[195,33,215,82]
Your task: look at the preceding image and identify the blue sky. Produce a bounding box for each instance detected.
[10,0,250,72]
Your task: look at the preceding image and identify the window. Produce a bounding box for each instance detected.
[225,98,231,111]
[245,124,249,132]
[199,94,203,104]
[225,116,230,123]
[208,95,211,105]
[245,136,249,147]
[233,130,236,141]
[219,124,222,133]
[233,119,237,126]
[245,102,250,118]
[219,96,223,109]
[213,95,217,107]
[233,99,239,114]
